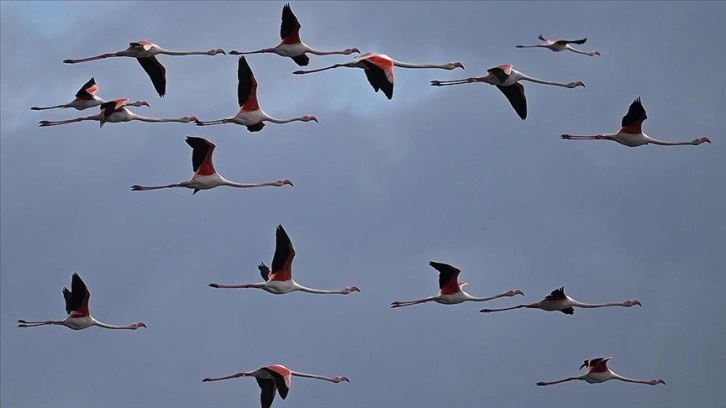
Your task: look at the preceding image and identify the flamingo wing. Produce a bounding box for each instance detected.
[264,366,291,399]
[291,54,310,66]
[620,97,647,133]
[495,83,527,120]
[270,224,295,281]
[360,60,393,99]
[582,357,612,372]
[280,3,302,44]
[429,261,461,295]
[258,263,271,281]
[256,378,277,408]
[185,137,216,176]
[556,38,587,45]
[63,273,90,316]
[488,65,512,83]
[75,77,99,100]
[99,100,120,126]
[136,56,167,97]
[545,286,567,301]
[237,57,260,111]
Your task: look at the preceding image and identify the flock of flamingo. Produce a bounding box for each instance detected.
[19,2,712,407]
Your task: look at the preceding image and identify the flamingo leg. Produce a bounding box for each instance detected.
[63,52,124,64]
[228,48,276,55]
[202,372,247,382]
[390,299,432,308]
[39,116,98,127]
[208,283,265,289]
[17,320,59,327]
[195,119,229,126]
[131,184,183,191]
[561,134,610,141]
[536,377,582,386]
[430,77,484,87]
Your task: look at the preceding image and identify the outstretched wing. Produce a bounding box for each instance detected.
[136,56,166,97]
[620,97,647,133]
[258,263,271,281]
[487,64,512,84]
[75,77,99,100]
[185,137,216,175]
[495,83,527,120]
[545,286,567,301]
[64,273,90,316]
[280,3,302,44]
[291,54,310,66]
[360,60,393,99]
[256,378,277,408]
[556,38,587,45]
[237,56,259,111]
[538,34,547,42]
[270,225,295,281]
[429,261,461,295]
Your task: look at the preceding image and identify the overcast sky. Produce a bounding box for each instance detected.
[1,1,724,407]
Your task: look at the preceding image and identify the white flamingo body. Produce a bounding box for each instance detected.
[17,273,146,331]
[516,35,600,56]
[537,357,666,387]
[131,137,292,194]
[430,64,584,120]
[390,262,523,308]
[209,225,360,295]
[229,4,359,66]
[562,97,711,147]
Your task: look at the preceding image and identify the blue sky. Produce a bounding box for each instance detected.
[1,1,724,407]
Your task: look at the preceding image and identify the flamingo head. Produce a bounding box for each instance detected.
[568,81,586,88]
[345,48,361,54]
[650,379,666,385]
[343,286,360,294]
[132,322,147,329]
[692,137,711,145]
[593,51,601,56]
[625,300,642,307]
[274,179,294,187]
[507,289,525,297]
[332,376,350,383]
[450,62,465,70]
[208,49,226,55]
[302,115,318,123]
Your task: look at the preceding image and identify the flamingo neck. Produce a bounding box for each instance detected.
[466,292,511,302]
[306,47,351,56]
[221,180,283,188]
[291,371,336,382]
[391,59,449,69]
[93,320,139,330]
[294,283,348,294]
[517,73,571,87]
[569,300,630,308]
[265,116,306,124]
[155,48,211,56]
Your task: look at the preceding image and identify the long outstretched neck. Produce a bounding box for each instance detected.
[131,183,183,191]
[647,137,709,146]
[536,377,582,386]
[570,300,632,308]
[132,115,193,123]
[612,373,664,385]
[391,59,449,69]
[17,319,62,327]
[306,47,357,56]
[296,284,352,295]
[479,304,527,313]
[293,64,343,74]
[63,52,126,63]
[93,321,140,330]
[265,116,311,124]
[38,116,98,127]
[202,372,252,382]
[156,48,220,56]
[568,47,600,56]
[467,292,515,302]
[224,181,286,188]
[518,73,574,87]
[208,283,265,289]
[291,371,339,382]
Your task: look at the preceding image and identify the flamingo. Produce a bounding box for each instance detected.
[202,364,349,408]
[228,3,359,66]
[38,98,196,128]
[536,357,666,387]
[430,64,585,120]
[516,35,601,56]
[131,137,293,194]
[479,286,641,315]
[30,77,149,111]
[561,97,712,147]
[209,224,360,295]
[390,261,523,308]
[195,57,318,132]
[292,52,464,99]
[63,40,226,97]
[17,273,146,331]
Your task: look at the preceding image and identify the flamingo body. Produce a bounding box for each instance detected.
[31,78,150,111]
[17,273,146,331]
[479,286,642,314]
[37,99,192,128]
[516,35,600,56]
[195,57,318,131]
[561,98,712,147]
[536,357,666,387]
[209,225,360,295]
[228,3,359,66]
[430,64,584,120]
[390,261,523,308]
[131,137,293,194]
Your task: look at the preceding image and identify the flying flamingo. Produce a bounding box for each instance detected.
[228,3,359,66]
[561,97,712,147]
[292,52,464,99]
[536,357,666,387]
[202,364,349,408]
[390,261,523,308]
[516,35,601,56]
[131,137,293,194]
[430,64,585,120]
[63,40,226,97]
[195,57,318,132]
[17,273,146,331]
[30,77,149,111]
[479,286,641,315]
[38,99,196,128]
[209,224,360,295]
